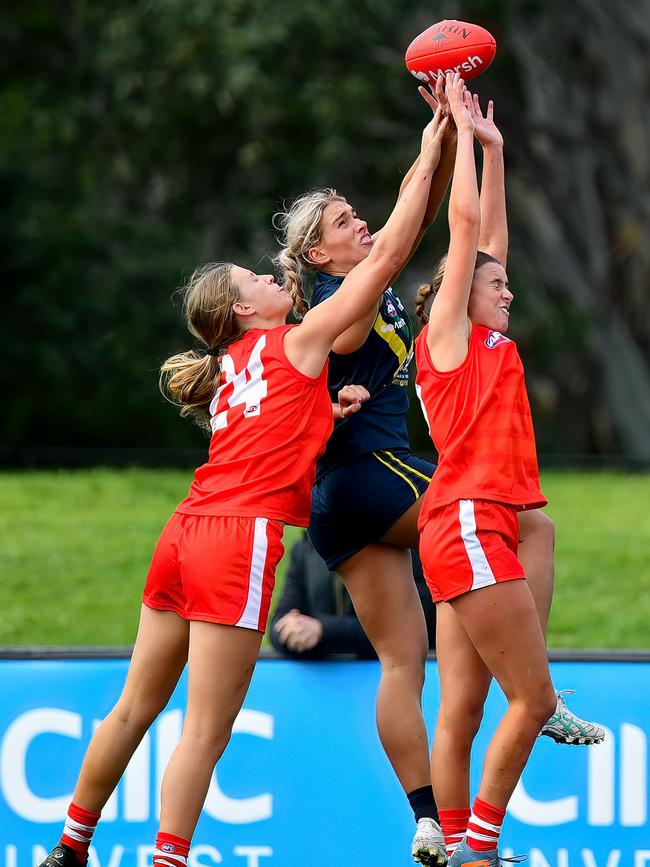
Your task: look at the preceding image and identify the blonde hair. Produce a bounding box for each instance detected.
[273,188,346,317]
[415,251,502,324]
[160,262,240,430]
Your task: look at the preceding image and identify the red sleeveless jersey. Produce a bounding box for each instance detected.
[176,325,333,526]
[415,324,546,527]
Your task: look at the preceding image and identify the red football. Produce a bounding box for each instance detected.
[405,19,496,84]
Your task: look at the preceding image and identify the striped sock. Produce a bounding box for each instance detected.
[466,797,505,852]
[439,807,471,856]
[153,832,191,867]
[60,802,101,863]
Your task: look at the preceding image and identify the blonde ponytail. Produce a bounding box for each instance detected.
[160,262,240,430]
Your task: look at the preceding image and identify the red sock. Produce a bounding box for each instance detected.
[154,832,191,867]
[439,807,471,856]
[467,797,505,852]
[60,802,101,863]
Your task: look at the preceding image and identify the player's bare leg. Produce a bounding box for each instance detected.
[38,606,190,867]
[517,509,605,745]
[451,580,557,807]
[431,603,491,809]
[158,621,262,839]
[430,603,492,858]
[517,509,554,633]
[74,606,190,810]
[340,543,428,790]
[339,540,445,865]
[445,580,556,867]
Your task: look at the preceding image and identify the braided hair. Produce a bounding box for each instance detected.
[273,188,346,318]
[416,251,502,324]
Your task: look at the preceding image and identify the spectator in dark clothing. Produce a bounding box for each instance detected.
[270,532,436,658]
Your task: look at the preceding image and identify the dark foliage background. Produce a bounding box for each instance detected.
[3,0,649,458]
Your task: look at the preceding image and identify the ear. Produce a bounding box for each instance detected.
[233,301,255,318]
[307,245,330,267]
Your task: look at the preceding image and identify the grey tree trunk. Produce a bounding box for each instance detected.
[504,0,650,457]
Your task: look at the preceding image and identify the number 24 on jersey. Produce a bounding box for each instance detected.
[209,334,268,433]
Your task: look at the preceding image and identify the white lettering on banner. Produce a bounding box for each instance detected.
[32,848,47,867]
[1,708,273,825]
[204,711,274,823]
[510,725,647,827]
[621,725,647,826]
[233,848,272,867]
[509,781,578,825]
[589,727,615,825]
[0,709,80,821]
[188,846,223,866]
[136,846,154,867]
[9,846,650,867]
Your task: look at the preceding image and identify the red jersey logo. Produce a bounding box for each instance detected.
[485,330,511,349]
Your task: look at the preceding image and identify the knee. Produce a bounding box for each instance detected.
[537,512,555,548]
[522,510,555,548]
[512,684,557,728]
[378,647,427,688]
[439,697,484,743]
[181,714,236,762]
[112,696,166,735]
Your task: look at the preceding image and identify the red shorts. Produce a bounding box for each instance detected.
[142,513,285,631]
[419,499,525,603]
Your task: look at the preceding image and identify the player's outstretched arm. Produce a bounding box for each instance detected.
[425,75,481,371]
[329,82,455,358]
[284,104,449,379]
[397,76,458,223]
[376,76,457,279]
[470,93,507,266]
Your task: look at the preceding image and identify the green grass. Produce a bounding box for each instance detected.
[0,468,647,648]
[541,472,650,648]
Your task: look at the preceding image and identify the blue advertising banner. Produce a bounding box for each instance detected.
[0,659,648,867]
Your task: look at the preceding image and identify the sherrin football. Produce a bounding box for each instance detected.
[405,19,496,84]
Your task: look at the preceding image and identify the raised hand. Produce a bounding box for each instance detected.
[419,104,449,171]
[418,75,457,140]
[445,72,474,135]
[467,93,503,148]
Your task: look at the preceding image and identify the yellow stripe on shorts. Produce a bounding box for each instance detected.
[372,451,420,498]
[384,450,432,484]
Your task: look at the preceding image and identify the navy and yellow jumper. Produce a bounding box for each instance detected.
[308,272,435,568]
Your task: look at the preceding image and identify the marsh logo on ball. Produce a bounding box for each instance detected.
[485,330,510,349]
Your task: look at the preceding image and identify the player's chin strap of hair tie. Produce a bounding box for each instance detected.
[201,347,220,357]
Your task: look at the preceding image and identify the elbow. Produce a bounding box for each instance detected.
[369,242,405,276]
[449,206,481,235]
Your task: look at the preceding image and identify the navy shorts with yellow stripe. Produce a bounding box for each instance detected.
[308,448,435,570]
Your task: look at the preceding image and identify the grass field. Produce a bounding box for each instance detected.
[0,468,648,648]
